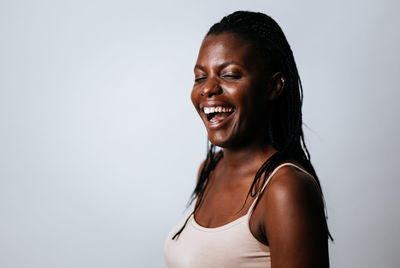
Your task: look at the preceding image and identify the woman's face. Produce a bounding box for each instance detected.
[191,33,271,148]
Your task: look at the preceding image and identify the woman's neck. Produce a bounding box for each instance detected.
[218,141,277,180]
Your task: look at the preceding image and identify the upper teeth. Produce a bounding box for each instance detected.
[203,106,233,114]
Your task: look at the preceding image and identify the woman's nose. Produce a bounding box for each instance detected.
[200,79,222,97]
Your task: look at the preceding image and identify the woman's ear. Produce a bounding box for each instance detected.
[267,72,285,101]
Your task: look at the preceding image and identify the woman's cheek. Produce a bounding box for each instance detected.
[190,87,198,109]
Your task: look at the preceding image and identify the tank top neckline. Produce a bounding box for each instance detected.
[190,162,311,232]
[191,211,249,232]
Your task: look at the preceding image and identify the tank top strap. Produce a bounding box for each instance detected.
[246,162,312,216]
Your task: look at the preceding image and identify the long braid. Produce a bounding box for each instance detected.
[172,143,222,240]
[173,11,332,241]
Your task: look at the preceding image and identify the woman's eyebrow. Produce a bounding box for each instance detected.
[194,61,245,71]
[194,64,205,71]
[219,61,245,69]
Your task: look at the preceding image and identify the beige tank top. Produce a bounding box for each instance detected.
[164,163,310,268]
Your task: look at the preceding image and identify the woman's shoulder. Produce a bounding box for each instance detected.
[256,163,329,266]
[266,163,321,199]
[260,163,324,219]
[258,162,327,238]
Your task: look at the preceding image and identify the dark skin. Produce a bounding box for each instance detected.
[191,33,329,268]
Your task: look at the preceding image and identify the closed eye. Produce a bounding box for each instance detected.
[222,74,241,79]
[194,77,207,82]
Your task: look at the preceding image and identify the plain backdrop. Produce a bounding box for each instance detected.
[1,0,399,267]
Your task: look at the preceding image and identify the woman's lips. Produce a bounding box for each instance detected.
[206,111,234,129]
[199,102,236,130]
[202,108,235,130]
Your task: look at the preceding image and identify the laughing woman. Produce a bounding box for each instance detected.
[164,11,330,268]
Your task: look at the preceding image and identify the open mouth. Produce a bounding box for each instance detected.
[203,106,235,122]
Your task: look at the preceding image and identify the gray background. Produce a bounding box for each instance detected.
[1,0,399,267]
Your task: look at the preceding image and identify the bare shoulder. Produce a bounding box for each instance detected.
[265,164,322,205]
[260,164,329,267]
[263,164,326,228]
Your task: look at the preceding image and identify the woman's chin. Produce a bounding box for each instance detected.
[207,132,241,149]
[207,133,230,148]
[208,129,265,150]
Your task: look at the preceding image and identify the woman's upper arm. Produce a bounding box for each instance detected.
[263,167,329,268]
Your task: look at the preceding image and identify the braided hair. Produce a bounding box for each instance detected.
[172,10,331,240]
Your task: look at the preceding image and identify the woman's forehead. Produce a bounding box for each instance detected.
[200,33,253,54]
[196,33,264,69]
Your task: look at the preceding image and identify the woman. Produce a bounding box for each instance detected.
[164,11,330,268]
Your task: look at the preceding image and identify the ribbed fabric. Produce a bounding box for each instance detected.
[164,163,311,268]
